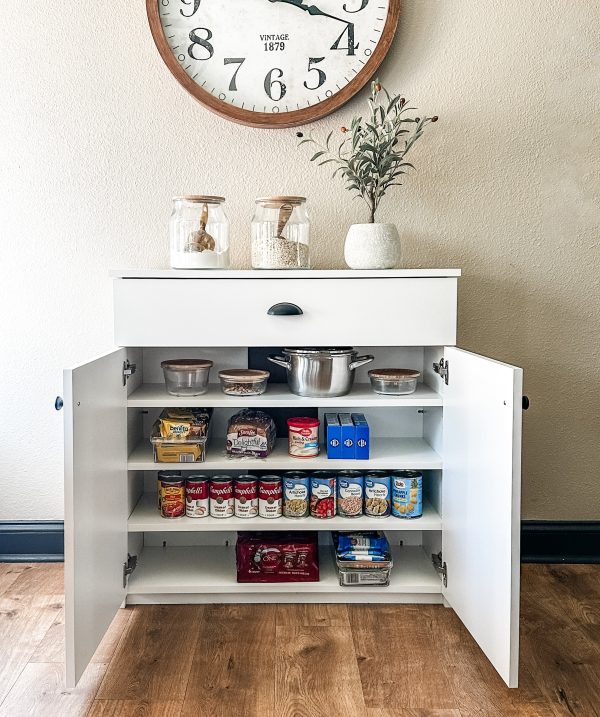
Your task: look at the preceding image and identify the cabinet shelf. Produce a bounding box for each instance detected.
[127,437,443,471]
[126,383,443,408]
[128,492,441,532]
[126,544,442,602]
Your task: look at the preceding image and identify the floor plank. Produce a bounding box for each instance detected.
[6,562,64,596]
[96,605,200,702]
[274,624,366,717]
[276,603,350,627]
[0,661,105,717]
[181,604,276,717]
[367,710,463,717]
[0,593,63,704]
[349,604,456,711]
[91,609,134,665]
[0,564,33,596]
[88,700,182,716]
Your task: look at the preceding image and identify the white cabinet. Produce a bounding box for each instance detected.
[63,269,523,690]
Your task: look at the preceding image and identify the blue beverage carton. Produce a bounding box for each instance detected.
[324,413,342,459]
[338,413,355,459]
[351,413,370,460]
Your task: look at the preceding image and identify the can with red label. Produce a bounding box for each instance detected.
[158,474,185,519]
[235,475,259,518]
[209,476,235,518]
[258,475,283,519]
[310,471,336,519]
[185,475,209,518]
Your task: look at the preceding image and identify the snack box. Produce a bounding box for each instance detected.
[351,413,370,460]
[324,413,342,459]
[156,408,211,440]
[151,434,207,463]
[338,413,355,459]
[236,531,319,583]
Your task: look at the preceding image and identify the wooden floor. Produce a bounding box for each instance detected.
[0,564,599,716]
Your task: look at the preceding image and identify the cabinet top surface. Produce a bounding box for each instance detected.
[110,268,462,279]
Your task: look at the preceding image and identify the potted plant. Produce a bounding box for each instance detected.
[298,81,437,269]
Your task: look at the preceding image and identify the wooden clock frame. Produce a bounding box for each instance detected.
[146,0,400,129]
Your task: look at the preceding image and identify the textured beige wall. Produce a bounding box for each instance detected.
[1,1,598,519]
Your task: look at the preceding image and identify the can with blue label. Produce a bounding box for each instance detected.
[337,470,364,517]
[392,470,423,518]
[282,471,310,518]
[364,471,392,517]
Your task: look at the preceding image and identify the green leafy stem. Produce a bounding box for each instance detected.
[298,81,438,223]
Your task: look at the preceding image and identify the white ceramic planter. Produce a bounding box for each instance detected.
[344,223,401,269]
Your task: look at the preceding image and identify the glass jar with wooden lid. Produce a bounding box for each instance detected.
[251,196,310,269]
[169,195,230,269]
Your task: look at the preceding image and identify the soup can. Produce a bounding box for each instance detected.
[259,475,283,519]
[283,471,310,518]
[185,475,209,518]
[235,475,259,518]
[310,471,336,519]
[209,476,235,518]
[392,470,423,519]
[337,470,364,518]
[157,471,182,510]
[364,471,392,517]
[158,473,185,519]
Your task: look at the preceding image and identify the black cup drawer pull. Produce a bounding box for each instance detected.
[267,302,303,316]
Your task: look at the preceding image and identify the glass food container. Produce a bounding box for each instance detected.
[169,196,230,269]
[251,196,310,269]
[368,368,421,395]
[218,369,270,396]
[161,359,213,396]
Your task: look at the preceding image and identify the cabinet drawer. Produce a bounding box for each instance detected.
[113,277,457,347]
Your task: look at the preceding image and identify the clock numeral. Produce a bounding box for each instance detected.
[343,0,369,12]
[180,0,201,18]
[224,58,245,91]
[304,57,326,91]
[331,22,358,56]
[188,27,214,61]
[264,68,286,101]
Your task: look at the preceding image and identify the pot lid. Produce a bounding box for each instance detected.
[283,347,355,356]
[218,369,270,382]
[368,368,421,379]
[161,359,214,370]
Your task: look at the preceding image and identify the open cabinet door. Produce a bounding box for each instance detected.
[441,347,522,687]
[64,349,128,687]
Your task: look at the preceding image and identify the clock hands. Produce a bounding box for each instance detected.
[267,0,348,25]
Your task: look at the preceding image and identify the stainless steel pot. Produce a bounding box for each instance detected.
[267,347,374,397]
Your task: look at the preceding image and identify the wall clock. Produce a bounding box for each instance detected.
[147,0,400,128]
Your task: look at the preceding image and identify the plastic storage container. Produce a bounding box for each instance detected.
[161,359,213,396]
[151,434,207,463]
[218,369,270,396]
[368,368,421,395]
[169,195,230,269]
[251,196,310,269]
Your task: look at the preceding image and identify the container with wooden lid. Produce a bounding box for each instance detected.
[368,368,421,395]
[169,196,230,269]
[218,368,270,396]
[251,196,310,269]
[161,359,214,396]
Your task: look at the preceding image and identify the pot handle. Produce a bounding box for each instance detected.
[349,355,375,371]
[267,354,291,370]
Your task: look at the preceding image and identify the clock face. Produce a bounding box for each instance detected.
[148,0,399,127]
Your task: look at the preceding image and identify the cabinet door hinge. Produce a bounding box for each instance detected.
[432,358,449,386]
[123,553,137,588]
[432,551,447,587]
[122,360,137,386]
